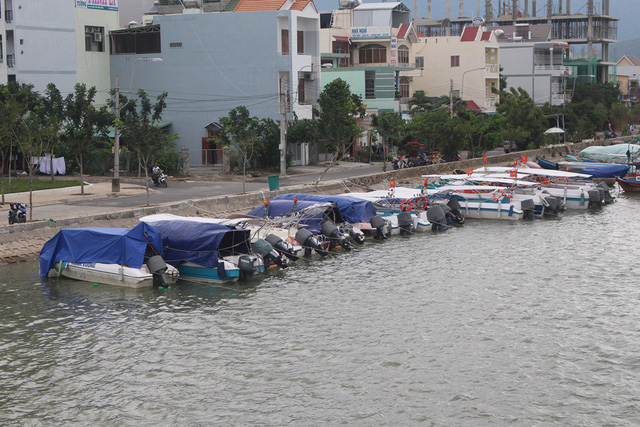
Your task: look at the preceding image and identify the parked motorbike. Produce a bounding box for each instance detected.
[153,173,168,188]
[392,157,409,170]
[8,203,27,225]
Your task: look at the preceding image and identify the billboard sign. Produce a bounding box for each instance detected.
[76,0,118,11]
[389,37,397,66]
[350,26,391,39]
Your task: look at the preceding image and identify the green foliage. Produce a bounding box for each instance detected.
[457,110,505,158]
[572,82,620,110]
[256,118,282,169]
[317,79,364,155]
[496,87,547,149]
[371,112,405,150]
[407,90,448,115]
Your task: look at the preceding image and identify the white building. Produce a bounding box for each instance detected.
[0,0,119,103]
[410,25,500,113]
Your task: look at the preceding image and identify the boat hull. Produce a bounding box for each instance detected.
[55,262,178,288]
[616,176,640,192]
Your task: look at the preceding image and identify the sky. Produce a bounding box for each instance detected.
[314,0,639,41]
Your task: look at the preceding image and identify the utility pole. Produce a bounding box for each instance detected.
[450,79,454,118]
[279,73,287,176]
[112,74,120,193]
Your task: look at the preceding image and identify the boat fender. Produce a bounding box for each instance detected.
[400,199,413,212]
[396,212,414,235]
[369,215,388,240]
[266,234,299,261]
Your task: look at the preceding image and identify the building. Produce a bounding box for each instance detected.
[0,0,118,101]
[496,23,570,106]
[110,0,321,167]
[319,2,420,114]
[410,25,500,113]
[616,56,640,104]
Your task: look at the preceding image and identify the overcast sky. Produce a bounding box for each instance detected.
[314,0,638,41]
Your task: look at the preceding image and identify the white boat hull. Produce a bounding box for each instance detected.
[54,262,179,288]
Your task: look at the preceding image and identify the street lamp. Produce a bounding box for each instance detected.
[112,57,163,192]
[460,67,485,103]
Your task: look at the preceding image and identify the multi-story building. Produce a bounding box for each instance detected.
[110,0,320,166]
[616,56,640,105]
[320,2,420,114]
[0,0,118,101]
[496,23,570,106]
[409,25,500,113]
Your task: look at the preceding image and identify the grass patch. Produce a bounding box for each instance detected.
[0,178,83,194]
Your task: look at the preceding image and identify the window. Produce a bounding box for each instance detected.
[298,77,305,104]
[365,70,375,99]
[85,26,105,52]
[111,27,161,55]
[399,77,410,99]
[0,35,3,63]
[451,55,460,67]
[415,56,424,68]
[398,45,409,64]
[281,29,289,55]
[297,31,304,54]
[359,44,386,64]
[333,41,349,67]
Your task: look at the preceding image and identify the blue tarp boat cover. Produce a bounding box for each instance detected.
[272,194,377,224]
[142,219,251,269]
[581,164,629,178]
[247,199,343,234]
[39,223,163,277]
[537,158,558,170]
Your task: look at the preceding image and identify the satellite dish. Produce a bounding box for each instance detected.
[472,17,485,26]
[494,29,505,38]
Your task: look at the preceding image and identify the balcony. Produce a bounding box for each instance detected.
[534,65,571,73]
[485,64,499,73]
[7,54,15,68]
[5,9,13,23]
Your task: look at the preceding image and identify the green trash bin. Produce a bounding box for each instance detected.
[268,175,280,191]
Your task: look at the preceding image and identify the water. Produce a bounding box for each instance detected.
[2,194,640,425]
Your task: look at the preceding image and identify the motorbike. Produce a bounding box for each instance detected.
[391,157,409,170]
[8,203,27,225]
[153,172,168,188]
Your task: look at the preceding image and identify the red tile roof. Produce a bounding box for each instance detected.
[463,100,482,112]
[397,23,409,40]
[480,31,491,41]
[290,0,315,11]
[461,26,479,42]
[235,0,286,12]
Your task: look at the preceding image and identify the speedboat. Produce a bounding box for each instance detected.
[140,214,267,283]
[39,223,179,288]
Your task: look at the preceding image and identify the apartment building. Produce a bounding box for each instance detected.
[0,0,118,100]
[410,25,500,113]
[110,0,321,166]
[319,2,420,114]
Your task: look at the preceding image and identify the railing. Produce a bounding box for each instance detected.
[485,96,499,108]
[202,149,224,166]
[534,65,570,72]
[158,0,182,4]
[485,64,499,73]
[5,9,13,23]
[6,54,15,68]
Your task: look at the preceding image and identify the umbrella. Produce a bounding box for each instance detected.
[544,127,565,135]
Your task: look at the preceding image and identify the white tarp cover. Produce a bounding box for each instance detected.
[579,144,640,162]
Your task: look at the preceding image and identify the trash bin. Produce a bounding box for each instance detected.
[268,175,280,191]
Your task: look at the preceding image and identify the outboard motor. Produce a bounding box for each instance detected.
[396,211,414,235]
[446,198,465,225]
[369,215,389,240]
[147,255,169,287]
[322,220,352,251]
[265,234,299,261]
[237,254,262,280]
[587,189,603,208]
[294,228,328,257]
[252,239,288,268]
[543,196,559,215]
[597,182,615,204]
[427,205,451,231]
[520,198,536,220]
[339,223,365,244]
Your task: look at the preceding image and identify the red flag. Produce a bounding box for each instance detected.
[509,170,518,178]
[466,169,473,176]
[482,155,488,163]
[512,161,518,167]
[423,179,429,188]
[390,179,396,188]
[521,155,528,163]
[262,198,269,206]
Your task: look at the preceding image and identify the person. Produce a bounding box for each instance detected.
[152,163,162,185]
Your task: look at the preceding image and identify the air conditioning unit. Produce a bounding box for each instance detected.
[303,72,315,81]
[94,32,103,42]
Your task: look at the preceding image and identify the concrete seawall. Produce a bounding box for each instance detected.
[0,139,613,265]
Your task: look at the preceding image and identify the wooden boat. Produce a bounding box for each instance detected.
[615,175,640,192]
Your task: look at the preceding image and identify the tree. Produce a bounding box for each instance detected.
[63,84,105,196]
[287,117,319,164]
[371,112,405,171]
[496,87,547,150]
[407,90,447,115]
[39,83,64,184]
[120,89,175,204]
[458,110,505,158]
[256,118,282,169]
[315,79,364,184]
[215,106,259,194]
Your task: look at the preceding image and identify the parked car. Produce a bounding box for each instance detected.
[503,140,517,153]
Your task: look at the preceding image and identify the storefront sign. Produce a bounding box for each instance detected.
[350,26,391,39]
[389,37,397,66]
[75,0,118,11]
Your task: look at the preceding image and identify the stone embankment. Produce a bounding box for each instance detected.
[0,139,614,265]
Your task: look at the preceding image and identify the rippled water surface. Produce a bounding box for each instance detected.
[2,194,640,425]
